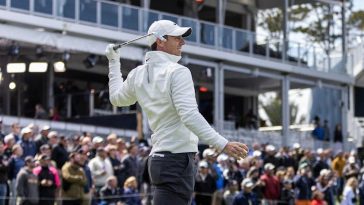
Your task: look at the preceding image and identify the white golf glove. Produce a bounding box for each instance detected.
[105,44,120,62]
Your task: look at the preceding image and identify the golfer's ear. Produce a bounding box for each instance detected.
[156,37,166,47]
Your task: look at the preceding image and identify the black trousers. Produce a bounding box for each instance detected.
[148,152,196,205]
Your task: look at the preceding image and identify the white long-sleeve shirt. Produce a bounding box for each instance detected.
[88,156,113,187]
[108,51,228,154]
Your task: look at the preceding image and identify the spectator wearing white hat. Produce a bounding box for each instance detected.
[194,160,216,205]
[47,131,59,148]
[88,136,104,159]
[4,134,16,158]
[18,127,36,158]
[232,178,258,205]
[260,163,280,204]
[294,162,315,205]
[264,144,279,167]
[312,148,330,179]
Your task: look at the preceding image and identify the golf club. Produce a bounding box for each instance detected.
[113,32,165,51]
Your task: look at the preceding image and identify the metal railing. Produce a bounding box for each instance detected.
[223,126,315,149]
[0,0,352,75]
[53,89,135,118]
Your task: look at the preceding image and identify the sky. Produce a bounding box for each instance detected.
[353,0,364,11]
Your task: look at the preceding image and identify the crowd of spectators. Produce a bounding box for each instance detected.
[0,119,363,205]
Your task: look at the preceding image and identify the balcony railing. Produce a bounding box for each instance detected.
[0,0,352,75]
[53,89,135,118]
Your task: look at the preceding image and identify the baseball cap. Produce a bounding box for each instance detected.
[241,178,254,188]
[47,131,58,138]
[147,20,192,46]
[4,134,15,144]
[41,125,51,131]
[266,145,276,152]
[264,163,275,171]
[202,148,216,158]
[299,162,309,170]
[253,150,262,157]
[293,143,301,149]
[348,156,356,164]
[21,127,32,136]
[92,136,104,144]
[198,161,209,168]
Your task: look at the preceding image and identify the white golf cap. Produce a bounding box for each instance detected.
[47,131,58,138]
[4,134,15,144]
[198,160,209,168]
[41,125,51,131]
[241,178,254,188]
[253,150,262,157]
[147,20,192,46]
[92,136,104,144]
[21,127,32,136]
[266,144,276,152]
[348,156,356,163]
[293,143,301,149]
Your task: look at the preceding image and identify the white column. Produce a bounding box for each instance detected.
[341,85,349,151]
[281,75,290,146]
[47,64,55,109]
[141,0,150,9]
[219,63,225,133]
[282,0,289,61]
[216,0,226,25]
[214,66,220,131]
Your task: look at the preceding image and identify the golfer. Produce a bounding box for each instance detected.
[105,19,248,205]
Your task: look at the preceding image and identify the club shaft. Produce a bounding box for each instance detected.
[113,33,152,51]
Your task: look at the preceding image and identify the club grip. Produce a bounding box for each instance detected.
[113,45,121,51]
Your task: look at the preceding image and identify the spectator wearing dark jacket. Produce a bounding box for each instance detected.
[8,144,24,205]
[51,136,69,169]
[121,144,139,186]
[0,141,9,205]
[34,126,50,153]
[123,176,141,205]
[108,145,124,188]
[33,155,59,205]
[16,156,39,205]
[294,163,315,204]
[18,127,36,158]
[99,176,123,205]
[232,178,258,205]
[312,149,330,179]
[194,161,217,205]
[279,179,295,205]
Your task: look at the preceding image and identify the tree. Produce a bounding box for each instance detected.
[258,3,342,57]
[348,10,364,30]
[259,94,298,126]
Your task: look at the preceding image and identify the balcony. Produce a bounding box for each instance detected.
[0,0,351,75]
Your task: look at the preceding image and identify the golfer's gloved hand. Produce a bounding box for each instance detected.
[105,44,120,62]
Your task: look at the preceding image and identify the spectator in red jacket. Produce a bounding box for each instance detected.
[260,163,280,204]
